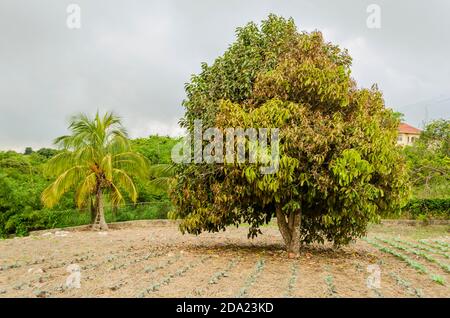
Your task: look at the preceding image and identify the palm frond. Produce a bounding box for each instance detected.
[42,165,87,208]
[149,164,175,179]
[75,173,97,208]
[109,183,125,206]
[112,168,138,202]
[148,164,175,188]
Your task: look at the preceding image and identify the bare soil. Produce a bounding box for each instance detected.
[0,221,449,298]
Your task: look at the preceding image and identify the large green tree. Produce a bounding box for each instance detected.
[170,15,409,257]
[41,112,149,230]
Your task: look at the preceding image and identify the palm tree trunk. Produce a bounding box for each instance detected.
[93,187,108,231]
[90,197,97,224]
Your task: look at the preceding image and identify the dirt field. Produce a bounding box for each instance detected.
[0,221,449,298]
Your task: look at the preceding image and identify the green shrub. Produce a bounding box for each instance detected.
[402,198,450,219]
[1,202,172,237]
[4,208,53,236]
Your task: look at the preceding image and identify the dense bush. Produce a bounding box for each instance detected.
[402,198,450,220]
[2,202,172,237]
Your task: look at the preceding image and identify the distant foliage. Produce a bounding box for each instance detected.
[0,151,74,236]
[131,136,179,203]
[131,136,179,164]
[36,148,59,159]
[404,119,450,199]
[402,198,450,220]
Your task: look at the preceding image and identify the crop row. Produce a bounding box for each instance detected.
[324,274,338,297]
[208,257,240,285]
[393,238,449,259]
[110,250,167,271]
[376,237,450,274]
[419,240,448,253]
[389,272,423,298]
[0,251,100,295]
[138,255,211,297]
[433,240,449,248]
[144,253,181,273]
[50,250,147,294]
[363,238,445,285]
[236,258,265,298]
[14,250,181,295]
[284,262,299,297]
[79,247,161,271]
[0,247,117,273]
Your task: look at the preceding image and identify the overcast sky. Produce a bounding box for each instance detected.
[0,0,449,151]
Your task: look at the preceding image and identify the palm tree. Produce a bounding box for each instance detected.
[41,111,149,230]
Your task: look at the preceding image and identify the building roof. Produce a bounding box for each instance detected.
[398,122,421,134]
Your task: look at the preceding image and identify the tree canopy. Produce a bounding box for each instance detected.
[170,14,409,256]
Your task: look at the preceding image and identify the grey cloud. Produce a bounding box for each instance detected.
[0,0,449,151]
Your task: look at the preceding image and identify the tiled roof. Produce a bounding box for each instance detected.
[398,123,421,134]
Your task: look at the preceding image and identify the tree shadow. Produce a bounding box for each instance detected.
[183,241,370,260]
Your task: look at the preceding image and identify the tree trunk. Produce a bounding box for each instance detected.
[93,187,108,231]
[112,205,118,222]
[276,205,301,258]
[90,197,97,224]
